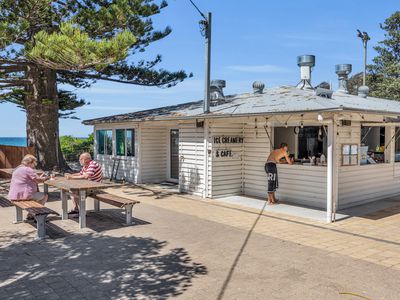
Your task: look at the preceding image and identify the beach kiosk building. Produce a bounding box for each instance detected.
[83,61,400,223]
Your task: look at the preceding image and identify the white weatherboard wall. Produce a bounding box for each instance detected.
[337,121,400,208]
[140,125,168,183]
[179,121,205,196]
[243,118,271,198]
[242,118,327,208]
[339,164,400,209]
[94,124,139,182]
[277,165,327,208]
[209,119,244,197]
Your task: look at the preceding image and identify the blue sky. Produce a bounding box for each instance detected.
[1,0,399,137]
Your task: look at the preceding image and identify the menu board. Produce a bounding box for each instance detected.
[342,144,358,166]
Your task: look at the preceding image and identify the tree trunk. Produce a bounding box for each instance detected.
[25,65,68,171]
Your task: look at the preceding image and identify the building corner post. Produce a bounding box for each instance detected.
[203,119,210,198]
[326,119,334,223]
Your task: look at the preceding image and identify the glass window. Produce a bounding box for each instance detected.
[360,126,385,164]
[106,130,112,155]
[395,127,400,162]
[96,130,112,155]
[97,130,105,155]
[126,129,135,157]
[115,129,135,157]
[297,126,327,159]
[116,129,125,156]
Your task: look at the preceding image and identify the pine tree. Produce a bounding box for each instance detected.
[368,11,400,100]
[348,12,400,99]
[0,0,189,170]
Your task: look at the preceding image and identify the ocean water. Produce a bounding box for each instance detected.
[0,137,27,147]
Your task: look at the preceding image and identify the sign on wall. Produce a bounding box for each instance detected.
[213,149,241,159]
[212,135,243,160]
[213,136,244,144]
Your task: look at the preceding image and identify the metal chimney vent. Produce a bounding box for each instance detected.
[252,81,265,94]
[210,79,226,104]
[335,64,352,93]
[358,85,369,98]
[296,55,315,89]
[315,87,333,99]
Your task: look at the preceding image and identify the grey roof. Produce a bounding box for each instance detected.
[83,86,400,125]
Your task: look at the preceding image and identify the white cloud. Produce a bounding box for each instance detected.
[227,64,291,73]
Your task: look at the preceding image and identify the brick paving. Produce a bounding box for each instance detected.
[0,181,400,299]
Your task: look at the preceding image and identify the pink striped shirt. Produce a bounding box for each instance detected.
[80,160,102,182]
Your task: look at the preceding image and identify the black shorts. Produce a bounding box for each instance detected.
[265,162,278,192]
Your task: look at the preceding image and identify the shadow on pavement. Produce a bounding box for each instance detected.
[70,209,152,233]
[0,232,207,299]
[216,201,267,300]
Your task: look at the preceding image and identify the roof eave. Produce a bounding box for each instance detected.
[82,107,346,125]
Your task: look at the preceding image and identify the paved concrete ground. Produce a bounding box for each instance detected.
[1,182,400,299]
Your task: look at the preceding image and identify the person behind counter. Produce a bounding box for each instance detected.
[265,143,293,204]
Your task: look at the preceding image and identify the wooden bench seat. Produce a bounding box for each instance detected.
[91,193,140,225]
[11,200,59,240]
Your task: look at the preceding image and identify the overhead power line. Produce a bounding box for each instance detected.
[188,0,207,20]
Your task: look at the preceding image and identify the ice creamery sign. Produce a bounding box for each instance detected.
[213,135,243,159]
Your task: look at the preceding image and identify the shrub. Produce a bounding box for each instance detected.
[60,134,94,161]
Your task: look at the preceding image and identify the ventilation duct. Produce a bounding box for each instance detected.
[315,87,333,99]
[358,85,369,98]
[252,81,265,94]
[296,55,315,89]
[335,64,352,93]
[210,79,226,101]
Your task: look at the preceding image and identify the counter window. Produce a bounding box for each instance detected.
[360,126,386,164]
[395,127,400,162]
[96,130,112,155]
[116,129,135,157]
[297,126,327,159]
[274,126,327,165]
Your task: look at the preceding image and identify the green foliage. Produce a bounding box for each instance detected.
[27,22,136,71]
[348,11,400,100]
[0,0,190,116]
[369,11,400,100]
[60,134,94,162]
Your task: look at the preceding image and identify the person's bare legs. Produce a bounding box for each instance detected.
[267,192,274,204]
[271,192,279,204]
[70,192,79,212]
[270,192,278,204]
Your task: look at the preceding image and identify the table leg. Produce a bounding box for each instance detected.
[14,206,23,224]
[125,204,133,225]
[61,190,68,220]
[44,183,48,194]
[79,190,86,229]
[35,215,46,240]
[94,199,100,212]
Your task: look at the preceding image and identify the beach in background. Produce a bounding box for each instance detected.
[0,137,27,147]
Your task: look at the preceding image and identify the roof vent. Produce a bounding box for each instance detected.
[315,87,333,99]
[358,85,369,98]
[316,81,331,89]
[252,81,265,94]
[210,79,225,101]
[335,64,352,93]
[296,55,315,90]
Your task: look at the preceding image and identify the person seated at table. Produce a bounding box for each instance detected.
[7,154,49,221]
[64,152,102,215]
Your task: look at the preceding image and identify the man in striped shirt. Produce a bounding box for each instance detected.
[65,152,103,214]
